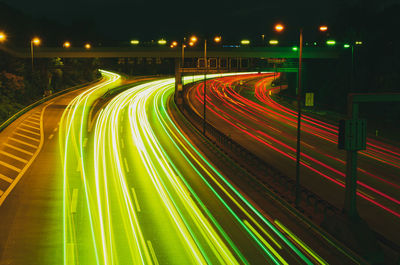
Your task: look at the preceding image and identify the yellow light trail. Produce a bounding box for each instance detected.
[58,70,329,264]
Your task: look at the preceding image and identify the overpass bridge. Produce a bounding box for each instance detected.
[0,45,341,59]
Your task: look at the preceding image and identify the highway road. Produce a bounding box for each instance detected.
[0,70,360,264]
[185,73,400,247]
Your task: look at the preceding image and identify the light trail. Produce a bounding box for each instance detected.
[187,74,400,220]
[59,71,331,264]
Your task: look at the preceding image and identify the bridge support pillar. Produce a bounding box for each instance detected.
[175,58,183,105]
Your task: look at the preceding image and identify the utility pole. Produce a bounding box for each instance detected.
[203,39,207,135]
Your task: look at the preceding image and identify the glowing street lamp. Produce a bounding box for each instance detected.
[214,36,221,43]
[274,23,329,206]
[130,40,139,45]
[274,23,284,32]
[85,43,91,49]
[326,40,336,46]
[171,41,178,47]
[241,39,250,45]
[63,41,71,48]
[269,39,279,45]
[190,35,198,43]
[188,41,195,47]
[0,32,6,42]
[158,39,167,45]
[30,37,41,70]
[319,25,328,32]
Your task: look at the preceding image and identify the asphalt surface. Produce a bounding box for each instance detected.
[185,73,400,248]
[0,72,361,264]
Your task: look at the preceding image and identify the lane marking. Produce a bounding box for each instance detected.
[8,137,38,149]
[0,189,3,196]
[300,141,315,149]
[258,136,272,145]
[131,187,141,212]
[0,160,21,173]
[0,173,13,183]
[71,188,78,213]
[23,120,40,128]
[124,157,130,172]
[146,240,159,265]
[53,127,58,132]
[0,102,50,206]
[4,143,34,155]
[20,123,40,131]
[0,150,28,163]
[48,134,54,140]
[17,127,41,136]
[14,132,40,142]
[27,116,41,122]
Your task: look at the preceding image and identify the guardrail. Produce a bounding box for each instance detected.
[0,78,102,133]
[177,80,400,264]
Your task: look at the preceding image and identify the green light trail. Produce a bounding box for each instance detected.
[58,71,328,264]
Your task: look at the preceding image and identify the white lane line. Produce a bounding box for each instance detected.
[0,102,49,207]
[4,143,34,155]
[0,160,21,173]
[131,187,141,212]
[124,157,130,173]
[146,240,159,265]
[17,127,41,136]
[0,150,28,163]
[0,173,13,183]
[71,188,78,213]
[8,137,38,149]
[27,117,41,122]
[14,132,40,142]
[23,120,40,128]
[300,141,315,149]
[21,123,40,131]
[48,134,54,140]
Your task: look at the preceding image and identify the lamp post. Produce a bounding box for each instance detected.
[203,39,207,135]
[30,37,41,71]
[274,24,328,207]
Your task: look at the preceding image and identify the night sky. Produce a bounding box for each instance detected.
[0,0,398,41]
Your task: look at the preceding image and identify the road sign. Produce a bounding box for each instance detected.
[305,92,314,107]
[338,119,367,151]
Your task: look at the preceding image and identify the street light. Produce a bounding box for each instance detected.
[269,39,279,45]
[241,39,250,45]
[190,35,198,43]
[84,43,91,49]
[274,23,328,207]
[319,25,328,32]
[0,32,6,42]
[214,36,221,43]
[274,23,284,32]
[130,40,139,45]
[63,41,71,48]
[30,37,41,70]
[158,39,167,45]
